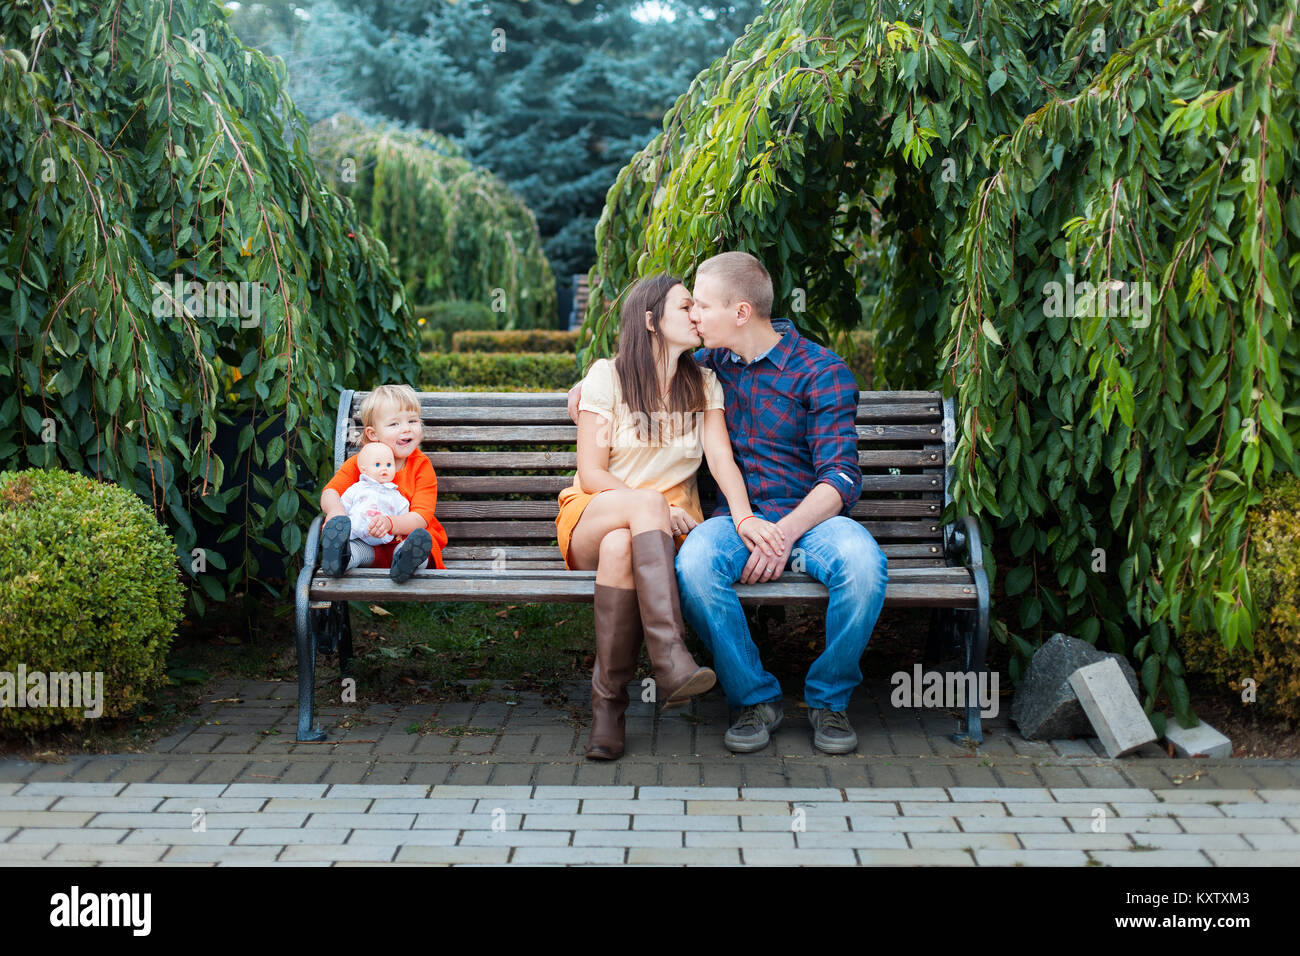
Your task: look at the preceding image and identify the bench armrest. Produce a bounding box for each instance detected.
[946,514,985,570]
[302,514,324,572]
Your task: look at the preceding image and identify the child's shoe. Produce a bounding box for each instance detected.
[319,516,352,577]
[390,527,432,583]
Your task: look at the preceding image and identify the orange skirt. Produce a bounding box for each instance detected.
[555,482,702,571]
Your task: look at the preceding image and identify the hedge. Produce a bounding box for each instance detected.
[419,353,579,391]
[454,330,579,354]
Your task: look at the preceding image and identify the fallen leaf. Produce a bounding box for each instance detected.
[369,604,391,616]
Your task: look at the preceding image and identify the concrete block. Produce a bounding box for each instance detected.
[1011,633,1140,740]
[1068,659,1155,757]
[1164,719,1232,758]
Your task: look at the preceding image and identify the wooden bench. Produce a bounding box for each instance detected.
[293,389,991,744]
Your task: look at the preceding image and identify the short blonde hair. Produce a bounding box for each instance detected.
[696,251,773,319]
[359,384,421,430]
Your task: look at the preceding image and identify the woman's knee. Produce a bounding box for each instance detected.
[598,528,634,568]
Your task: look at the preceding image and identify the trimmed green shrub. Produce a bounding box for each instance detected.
[830,329,874,390]
[415,301,499,352]
[454,330,579,354]
[1180,474,1300,721]
[419,353,579,391]
[0,469,184,733]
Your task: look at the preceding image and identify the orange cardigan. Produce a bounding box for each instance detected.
[324,449,448,569]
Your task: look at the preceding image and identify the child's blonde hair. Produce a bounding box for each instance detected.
[359,384,422,430]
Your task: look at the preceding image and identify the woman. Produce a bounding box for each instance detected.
[556,274,785,760]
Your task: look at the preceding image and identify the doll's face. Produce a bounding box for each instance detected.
[358,442,397,483]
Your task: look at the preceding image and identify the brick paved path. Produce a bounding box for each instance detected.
[2,678,1297,865]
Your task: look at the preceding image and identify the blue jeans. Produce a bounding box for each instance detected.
[675,515,889,712]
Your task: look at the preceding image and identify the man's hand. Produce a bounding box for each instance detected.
[566,383,582,425]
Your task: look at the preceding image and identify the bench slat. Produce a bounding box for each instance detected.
[394,424,948,445]
[433,498,942,520]
[407,401,942,426]
[439,542,949,561]
[386,450,945,470]
[437,519,945,540]
[435,473,943,495]
[364,390,943,407]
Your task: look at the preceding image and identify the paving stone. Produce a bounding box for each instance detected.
[427,786,533,799]
[638,786,738,800]
[263,798,370,813]
[413,813,519,831]
[1050,739,1099,757]
[1164,720,1232,758]
[121,784,229,799]
[48,797,164,814]
[1006,802,1107,817]
[743,848,858,865]
[107,761,171,782]
[685,831,796,849]
[626,847,740,865]
[1204,768,1263,788]
[346,829,459,846]
[1066,816,1181,834]
[474,800,580,815]
[97,812,309,830]
[1011,633,1141,739]
[531,786,630,800]
[0,844,57,859]
[368,799,476,814]
[222,784,328,798]
[1077,767,1132,789]
[1220,803,1300,817]
[739,788,839,801]
[900,802,1006,817]
[1257,789,1300,803]
[404,765,453,786]
[787,801,896,816]
[845,788,947,802]
[1033,767,1088,788]
[234,828,352,845]
[488,764,538,786]
[1089,849,1211,866]
[0,785,19,795]
[1205,849,1300,865]
[46,844,168,862]
[572,831,683,848]
[458,830,571,847]
[305,813,415,829]
[510,847,625,864]
[18,782,126,797]
[633,814,739,831]
[856,849,975,866]
[793,830,907,849]
[687,800,789,815]
[1247,768,1300,788]
[526,814,629,831]
[957,817,1070,833]
[907,832,1020,849]
[1153,788,1259,803]
[164,845,283,863]
[975,849,1089,866]
[579,800,683,815]
[950,787,1052,802]
[1051,788,1155,803]
[394,846,511,864]
[0,797,56,811]
[323,785,429,799]
[1178,817,1292,834]
[278,844,399,862]
[1018,833,1135,850]
[864,765,914,788]
[840,815,960,833]
[361,763,416,785]
[0,811,96,827]
[1128,833,1252,850]
[906,765,958,788]
[1112,802,1218,817]
[123,829,236,845]
[740,812,849,832]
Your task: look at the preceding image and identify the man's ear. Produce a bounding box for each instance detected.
[734,300,753,328]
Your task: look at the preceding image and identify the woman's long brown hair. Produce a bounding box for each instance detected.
[612,274,706,442]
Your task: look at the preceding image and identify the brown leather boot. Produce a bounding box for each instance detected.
[585,584,642,760]
[630,529,715,710]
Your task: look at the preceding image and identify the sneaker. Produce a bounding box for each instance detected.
[723,701,783,753]
[808,708,857,754]
[319,516,352,577]
[390,527,432,583]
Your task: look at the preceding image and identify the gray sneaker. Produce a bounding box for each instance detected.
[724,702,783,753]
[809,708,858,754]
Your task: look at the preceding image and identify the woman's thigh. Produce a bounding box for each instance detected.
[567,488,666,570]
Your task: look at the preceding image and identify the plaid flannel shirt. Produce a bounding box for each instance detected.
[695,318,862,521]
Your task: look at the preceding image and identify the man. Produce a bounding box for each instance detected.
[569,252,888,754]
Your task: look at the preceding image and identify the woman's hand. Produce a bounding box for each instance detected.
[667,506,698,538]
[367,513,394,538]
[737,515,786,560]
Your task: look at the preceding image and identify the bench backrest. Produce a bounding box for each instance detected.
[336,390,956,568]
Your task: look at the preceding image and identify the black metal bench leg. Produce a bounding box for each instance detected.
[336,602,354,676]
[295,566,326,742]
